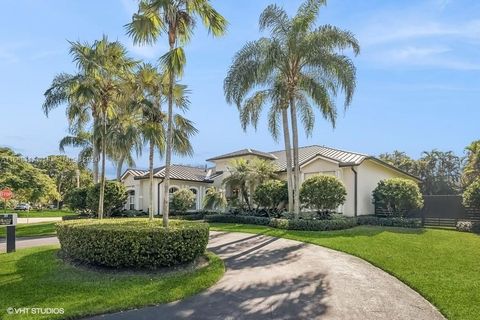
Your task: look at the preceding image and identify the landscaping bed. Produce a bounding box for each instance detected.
[0,245,224,320]
[56,219,209,269]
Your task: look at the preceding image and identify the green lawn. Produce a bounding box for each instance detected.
[0,246,224,320]
[15,210,76,218]
[210,223,480,320]
[0,222,57,238]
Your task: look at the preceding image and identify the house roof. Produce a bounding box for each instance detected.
[206,148,277,162]
[270,145,420,181]
[120,169,148,181]
[133,165,222,183]
[270,145,368,170]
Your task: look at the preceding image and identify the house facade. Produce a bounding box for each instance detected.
[120,145,420,216]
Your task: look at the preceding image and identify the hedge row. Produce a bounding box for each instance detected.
[356,216,423,228]
[204,215,357,231]
[205,214,423,230]
[56,219,209,269]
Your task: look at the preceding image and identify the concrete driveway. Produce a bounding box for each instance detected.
[86,231,445,320]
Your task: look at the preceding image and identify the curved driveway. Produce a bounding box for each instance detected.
[87,231,444,320]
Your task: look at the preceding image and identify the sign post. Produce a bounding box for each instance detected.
[0,189,15,253]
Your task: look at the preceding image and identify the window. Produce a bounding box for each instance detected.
[169,187,179,206]
[190,188,198,210]
[128,191,135,210]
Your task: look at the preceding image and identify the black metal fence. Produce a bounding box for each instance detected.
[376,195,480,228]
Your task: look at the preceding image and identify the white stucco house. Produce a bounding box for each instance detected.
[120,145,420,217]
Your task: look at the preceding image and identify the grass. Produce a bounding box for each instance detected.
[210,223,480,320]
[0,246,224,320]
[14,210,76,218]
[0,222,57,238]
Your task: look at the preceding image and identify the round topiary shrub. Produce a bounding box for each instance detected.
[253,180,288,211]
[372,178,423,217]
[463,178,480,209]
[300,175,347,213]
[56,219,209,269]
[171,188,196,213]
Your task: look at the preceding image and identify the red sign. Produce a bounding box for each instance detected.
[0,188,13,200]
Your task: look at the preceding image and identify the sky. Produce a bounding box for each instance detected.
[0,0,479,177]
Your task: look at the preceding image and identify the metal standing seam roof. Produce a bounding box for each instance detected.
[133,165,222,183]
[270,145,368,171]
[206,148,277,162]
[120,169,148,180]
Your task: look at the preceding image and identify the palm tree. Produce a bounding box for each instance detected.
[203,187,227,210]
[133,63,197,220]
[223,159,252,210]
[68,36,137,219]
[224,0,359,217]
[463,141,480,187]
[126,0,227,227]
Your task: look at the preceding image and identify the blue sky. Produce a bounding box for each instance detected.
[1,0,479,176]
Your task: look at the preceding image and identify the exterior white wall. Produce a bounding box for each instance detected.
[341,167,356,217]
[157,179,214,215]
[356,160,418,216]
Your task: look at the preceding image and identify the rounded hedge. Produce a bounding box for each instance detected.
[372,178,423,216]
[300,175,347,212]
[56,219,209,269]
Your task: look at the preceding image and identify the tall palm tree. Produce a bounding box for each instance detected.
[133,63,197,220]
[68,36,137,219]
[224,0,359,216]
[126,0,227,227]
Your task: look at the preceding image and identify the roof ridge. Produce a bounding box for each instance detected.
[318,145,370,157]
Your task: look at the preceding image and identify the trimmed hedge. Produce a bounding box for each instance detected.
[56,219,209,269]
[204,215,357,231]
[357,215,423,228]
[205,214,424,230]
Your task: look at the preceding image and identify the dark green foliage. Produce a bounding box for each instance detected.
[56,219,209,269]
[372,178,423,217]
[253,180,288,210]
[64,187,89,212]
[171,188,196,213]
[357,216,423,228]
[204,215,357,231]
[463,178,480,209]
[300,175,346,212]
[86,181,127,216]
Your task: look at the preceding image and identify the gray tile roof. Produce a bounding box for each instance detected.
[206,148,277,162]
[135,165,221,183]
[270,145,368,171]
[121,169,148,180]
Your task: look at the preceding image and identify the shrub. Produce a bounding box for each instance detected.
[64,187,89,213]
[86,181,127,216]
[253,180,288,211]
[171,188,196,213]
[357,215,423,228]
[56,219,209,269]
[456,220,480,234]
[463,178,480,209]
[300,175,346,212]
[372,178,423,217]
[204,214,357,231]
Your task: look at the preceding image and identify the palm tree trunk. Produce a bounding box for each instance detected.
[161,35,176,228]
[116,155,125,181]
[289,97,301,217]
[76,168,80,188]
[149,139,155,221]
[92,117,100,184]
[281,108,294,213]
[98,112,106,219]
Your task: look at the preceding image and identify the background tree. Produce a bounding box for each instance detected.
[30,155,92,208]
[86,181,128,217]
[225,0,359,217]
[418,150,462,195]
[379,151,419,176]
[462,140,480,187]
[126,0,227,227]
[0,148,60,206]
